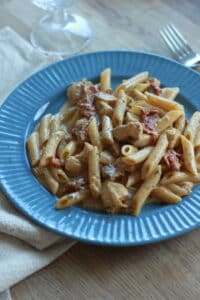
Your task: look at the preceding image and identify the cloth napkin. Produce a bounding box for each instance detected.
[0,27,76,299]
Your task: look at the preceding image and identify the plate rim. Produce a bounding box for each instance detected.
[1,50,200,246]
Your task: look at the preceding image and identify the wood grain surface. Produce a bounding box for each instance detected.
[1,0,200,299]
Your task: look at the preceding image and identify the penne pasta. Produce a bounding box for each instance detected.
[115,72,148,94]
[166,128,180,149]
[132,165,161,215]
[161,87,179,100]
[88,118,101,149]
[145,92,184,111]
[33,167,59,194]
[95,92,116,105]
[66,109,80,131]
[179,181,194,190]
[100,68,111,91]
[88,146,101,198]
[160,171,200,185]
[166,183,192,197]
[156,110,183,133]
[174,114,185,133]
[181,135,197,175]
[95,100,113,116]
[61,140,78,159]
[126,173,141,188]
[40,131,65,167]
[49,166,69,183]
[184,112,200,143]
[121,145,138,156]
[130,89,148,101]
[125,112,139,123]
[55,190,90,209]
[38,114,52,146]
[130,105,143,116]
[61,106,77,123]
[134,83,150,92]
[101,115,114,145]
[122,146,153,165]
[151,186,181,204]
[56,139,67,160]
[134,134,152,148]
[112,90,127,126]
[141,133,168,179]
[50,114,60,133]
[27,131,40,167]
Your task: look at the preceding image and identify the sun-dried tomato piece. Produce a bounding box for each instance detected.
[140,109,160,135]
[148,83,162,95]
[163,149,181,171]
[101,164,122,180]
[65,177,88,193]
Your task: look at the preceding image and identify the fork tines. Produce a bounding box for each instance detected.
[160,23,192,59]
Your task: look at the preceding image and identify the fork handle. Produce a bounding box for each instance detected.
[192,63,200,71]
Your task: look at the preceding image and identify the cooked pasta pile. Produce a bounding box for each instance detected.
[27,68,200,216]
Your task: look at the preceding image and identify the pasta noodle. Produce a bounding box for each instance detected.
[101,115,114,145]
[184,112,200,142]
[141,133,168,179]
[133,165,161,216]
[112,90,127,126]
[39,114,52,146]
[151,186,181,204]
[100,68,111,91]
[88,146,101,198]
[88,118,101,149]
[40,131,65,167]
[145,92,184,111]
[181,135,197,175]
[27,132,40,167]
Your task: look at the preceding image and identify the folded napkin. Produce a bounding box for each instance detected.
[0,27,76,299]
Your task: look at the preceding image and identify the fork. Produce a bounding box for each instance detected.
[160,23,200,69]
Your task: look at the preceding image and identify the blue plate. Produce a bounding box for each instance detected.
[0,51,200,246]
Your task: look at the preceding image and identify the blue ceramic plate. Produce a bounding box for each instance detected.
[0,51,200,246]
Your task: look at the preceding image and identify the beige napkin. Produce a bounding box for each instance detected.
[0,27,76,298]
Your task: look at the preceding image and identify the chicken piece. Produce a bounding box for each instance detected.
[100,151,115,165]
[67,82,82,105]
[72,118,89,142]
[114,157,136,173]
[112,122,142,142]
[65,156,82,176]
[102,181,128,213]
[140,109,160,135]
[163,149,181,171]
[101,164,122,180]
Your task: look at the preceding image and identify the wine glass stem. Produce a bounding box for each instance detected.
[52,9,68,25]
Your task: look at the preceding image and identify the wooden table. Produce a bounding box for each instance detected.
[1,0,200,299]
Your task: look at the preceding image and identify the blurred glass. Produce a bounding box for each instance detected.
[32,0,77,11]
[30,0,92,56]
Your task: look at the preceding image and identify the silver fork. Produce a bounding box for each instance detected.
[160,23,200,68]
